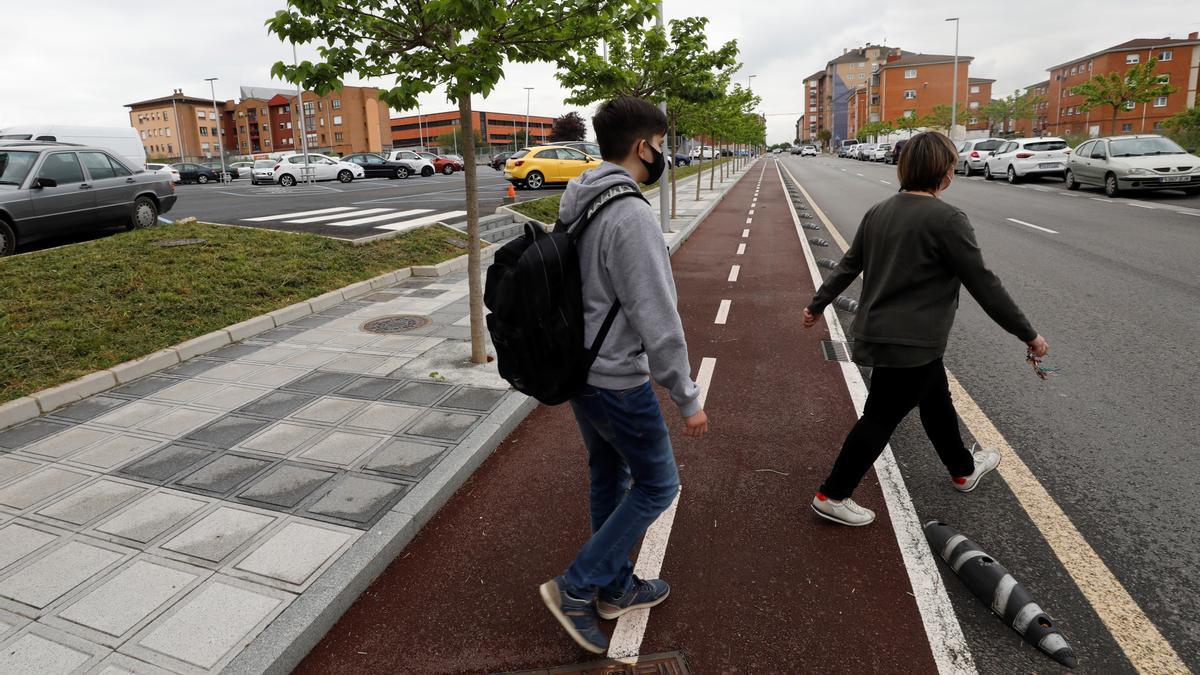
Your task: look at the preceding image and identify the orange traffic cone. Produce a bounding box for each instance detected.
[503,182,517,204]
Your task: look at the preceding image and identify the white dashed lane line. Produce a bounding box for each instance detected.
[736,243,746,255]
[1005,217,1059,234]
[728,264,740,282]
[714,299,732,325]
[742,228,750,238]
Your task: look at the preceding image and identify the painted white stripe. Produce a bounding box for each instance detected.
[1005,217,1058,234]
[745,217,753,225]
[777,161,976,675]
[728,265,740,282]
[952,549,987,573]
[742,228,750,238]
[1090,197,1115,204]
[880,179,892,185]
[608,356,715,660]
[856,172,864,177]
[286,208,392,223]
[1127,202,1156,209]
[941,533,968,561]
[326,209,431,227]
[373,210,468,231]
[748,209,755,215]
[992,574,1018,616]
[244,206,354,222]
[714,299,731,325]
[736,243,746,255]
[1058,192,1081,196]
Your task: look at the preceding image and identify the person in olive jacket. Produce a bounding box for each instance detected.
[804,131,1051,527]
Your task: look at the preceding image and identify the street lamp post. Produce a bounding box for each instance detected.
[946,17,960,140]
[292,42,312,184]
[204,77,227,183]
[169,92,184,163]
[747,75,757,164]
[417,105,425,150]
[523,87,533,148]
[656,2,670,232]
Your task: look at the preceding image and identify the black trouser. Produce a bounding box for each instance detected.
[819,358,975,500]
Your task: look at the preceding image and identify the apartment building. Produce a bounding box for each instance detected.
[126,90,232,161]
[966,77,995,130]
[390,110,555,150]
[878,54,973,128]
[800,70,826,145]
[821,45,907,144]
[1012,80,1051,137]
[1046,32,1200,138]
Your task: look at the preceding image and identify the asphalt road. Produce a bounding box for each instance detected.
[780,152,1199,673]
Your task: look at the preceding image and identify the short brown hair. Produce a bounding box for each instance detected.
[897,131,958,192]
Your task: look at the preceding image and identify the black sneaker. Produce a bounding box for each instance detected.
[596,575,671,620]
[539,576,608,654]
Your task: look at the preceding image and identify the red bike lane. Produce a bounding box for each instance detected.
[296,161,938,673]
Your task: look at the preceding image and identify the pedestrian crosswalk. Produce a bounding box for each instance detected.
[239,207,468,232]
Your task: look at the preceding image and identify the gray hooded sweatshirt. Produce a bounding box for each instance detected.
[558,162,701,417]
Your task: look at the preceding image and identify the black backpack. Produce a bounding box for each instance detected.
[485,185,649,405]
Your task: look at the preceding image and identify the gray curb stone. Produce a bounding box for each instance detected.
[174,330,233,362]
[225,316,276,343]
[32,371,118,413]
[0,396,40,429]
[267,302,313,327]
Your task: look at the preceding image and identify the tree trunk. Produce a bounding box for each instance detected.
[709,134,715,190]
[458,90,488,364]
[1110,107,1119,137]
[695,146,702,200]
[669,119,678,218]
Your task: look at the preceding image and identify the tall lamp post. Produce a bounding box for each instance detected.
[523,87,534,148]
[748,74,757,160]
[656,2,669,232]
[204,77,227,183]
[946,17,960,140]
[292,42,312,184]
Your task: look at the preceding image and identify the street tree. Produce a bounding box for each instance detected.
[817,128,832,150]
[266,0,658,364]
[893,114,922,138]
[1163,106,1200,150]
[1071,58,1177,136]
[435,128,481,155]
[981,90,1043,136]
[549,112,587,142]
[922,104,963,133]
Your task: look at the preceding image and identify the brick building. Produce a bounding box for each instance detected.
[800,70,826,145]
[819,45,907,146]
[390,110,555,151]
[1012,80,1051,137]
[1046,33,1199,138]
[126,90,231,162]
[878,54,973,129]
[966,77,995,131]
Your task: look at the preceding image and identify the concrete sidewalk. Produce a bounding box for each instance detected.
[0,161,758,675]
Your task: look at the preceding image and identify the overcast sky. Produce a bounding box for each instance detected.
[1,1,1196,144]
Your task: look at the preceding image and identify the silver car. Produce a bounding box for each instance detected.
[250,159,278,185]
[1066,135,1200,197]
[956,138,1005,176]
[0,142,176,256]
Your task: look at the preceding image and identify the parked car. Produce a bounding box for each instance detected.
[1065,135,1200,197]
[271,153,365,187]
[250,159,277,185]
[504,145,601,190]
[886,139,907,165]
[0,143,176,256]
[983,137,1071,183]
[855,144,876,160]
[342,152,419,179]
[955,138,1005,176]
[801,145,818,157]
[145,162,180,183]
[690,145,715,160]
[672,152,691,167]
[417,151,464,175]
[171,163,220,184]
[839,139,860,157]
[385,150,436,176]
[202,163,236,181]
[871,144,891,162]
[490,151,515,171]
[552,141,602,159]
[228,161,256,178]
[0,125,145,172]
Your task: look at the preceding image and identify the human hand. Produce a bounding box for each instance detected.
[1026,335,1050,358]
[684,410,709,438]
[803,307,821,329]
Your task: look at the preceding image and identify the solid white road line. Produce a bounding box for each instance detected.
[736,243,746,255]
[1127,202,1156,209]
[608,356,715,660]
[287,208,393,223]
[326,209,432,227]
[728,264,740,282]
[778,161,976,675]
[714,299,731,325]
[373,210,468,231]
[742,228,750,238]
[1005,217,1059,234]
[244,206,354,221]
[1090,197,1115,204]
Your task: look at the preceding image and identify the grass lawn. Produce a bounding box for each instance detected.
[0,222,468,404]
[509,157,736,223]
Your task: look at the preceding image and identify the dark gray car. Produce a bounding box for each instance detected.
[0,142,177,256]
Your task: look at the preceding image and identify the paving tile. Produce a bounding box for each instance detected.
[318,302,370,317]
[383,380,454,406]
[52,396,130,423]
[296,431,381,467]
[182,415,271,448]
[0,467,92,511]
[439,386,508,412]
[206,343,266,360]
[240,365,310,388]
[0,623,106,674]
[89,652,175,675]
[94,492,208,544]
[35,479,145,528]
[0,522,59,572]
[109,376,178,399]
[0,456,41,487]
[280,350,342,369]
[175,454,273,495]
[288,328,343,345]
[53,557,201,644]
[68,436,159,472]
[0,608,24,640]
[195,362,264,383]
[237,345,302,364]
[90,401,174,429]
[232,521,352,587]
[370,334,423,352]
[404,410,481,442]
[321,354,387,374]
[429,325,472,340]
[237,422,324,456]
[368,357,414,376]
[333,375,402,400]
[285,315,336,329]
[135,408,221,438]
[323,333,379,349]
[189,385,270,411]
[234,391,317,419]
[159,358,223,378]
[0,419,73,450]
[289,398,365,424]
[160,507,275,563]
[305,475,407,526]
[236,464,335,509]
[344,402,421,433]
[280,370,357,395]
[130,576,287,671]
[147,379,224,404]
[363,439,448,480]
[20,427,112,460]
[0,539,125,610]
[117,445,213,484]
[257,326,306,342]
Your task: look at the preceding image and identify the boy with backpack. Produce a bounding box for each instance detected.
[523,97,709,654]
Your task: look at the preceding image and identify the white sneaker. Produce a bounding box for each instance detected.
[811,493,876,526]
[952,444,1001,493]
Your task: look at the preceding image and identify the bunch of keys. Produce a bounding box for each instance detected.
[1026,351,1061,380]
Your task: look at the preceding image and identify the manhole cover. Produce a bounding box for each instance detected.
[153,238,208,248]
[499,651,690,675]
[361,315,430,334]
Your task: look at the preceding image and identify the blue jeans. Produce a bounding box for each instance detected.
[563,382,680,598]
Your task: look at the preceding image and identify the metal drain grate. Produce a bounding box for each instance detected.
[821,340,855,362]
[499,651,690,675]
[361,315,431,334]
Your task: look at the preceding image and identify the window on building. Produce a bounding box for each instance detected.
[1158,74,1170,84]
[332,99,342,109]
[280,122,286,129]
[260,107,267,116]
[165,128,171,137]
[969,101,979,110]
[140,130,147,139]
[904,68,917,79]
[211,128,218,136]
[163,111,169,121]
[263,123,269,131]
[1121,123,1133,132]
[287,122,293,130]
[1158,50,1173,61]
[199,127,208,136]
[904,89,916,100]
[334,132,344,142]
[167,144,173,154]
[1070,66,1077,75]
[239,111,245,118]
[1124,101,1136,110]
[303,101,314,114]
[201,142,210,152]
[969,85,980,94]
[903,110,915,118]
[196,110,206,119]
[333,115,343,125]
[319,117,325,127]
[318,101,325,111]
[969,118,978,125]
[1126,54,1140,64]
[208,111,216,120]
[1153,96,1168,107]
[265,139,271,146]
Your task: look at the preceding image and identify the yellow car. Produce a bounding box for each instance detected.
[504,145,601,190]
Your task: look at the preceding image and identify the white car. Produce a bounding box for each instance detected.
[227,161,255,179]
[800,145,818,157]
[690,145,716,160]
[271,154,365,186]
[956,138,1005,176]
[250,159,278,185]
[145,162,180,183]
[385,150,435,177]
[984,137,1071,183]
[872,144,891,162]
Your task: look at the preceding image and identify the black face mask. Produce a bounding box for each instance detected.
[639,139,666,186]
